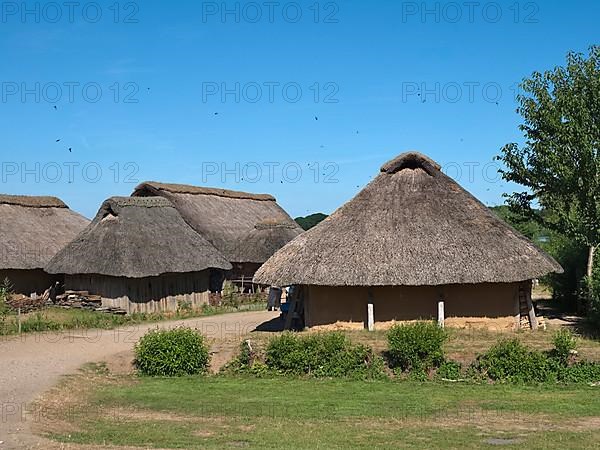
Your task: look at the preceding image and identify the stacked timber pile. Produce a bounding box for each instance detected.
[55,290,127,314]
[6,290,126,315]
[7,294,47,313]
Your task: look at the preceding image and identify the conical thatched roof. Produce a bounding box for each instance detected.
[231,219,303,264]
[46,197,231,278]
[132,182,303,263]
[0,194,89,270]
[254,152,563,287]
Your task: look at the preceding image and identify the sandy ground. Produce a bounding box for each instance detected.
[0,310,278,450]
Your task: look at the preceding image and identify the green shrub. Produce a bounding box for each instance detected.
[583,269,600,326]
[559,361,600,383]
[472,339,556,383]
[134,327,210,376]
[265,332,385,379]
[387,322,446,372]
[551,329,577,364]
[437,360,462,380]
[224,341,271,377]
[0,278,13,315]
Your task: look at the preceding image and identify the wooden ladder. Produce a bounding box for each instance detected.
[518,283,538,330]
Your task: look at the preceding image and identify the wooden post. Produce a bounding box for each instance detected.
[437,300,445,328]
[367,289,374,331]
[17,308,21,334]
[525,282,538,331]
[367,303,374,331]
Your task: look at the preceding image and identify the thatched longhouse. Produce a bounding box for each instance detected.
[254,152,563,329]
[0,194,89,294]
[46,197,232,313]
[132,182,302,280]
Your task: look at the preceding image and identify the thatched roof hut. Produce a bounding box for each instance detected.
[132,182,302,277]
[254,152,562,329]
[0,194,89,294]
[46,197,232,313]
[231,219,303,264]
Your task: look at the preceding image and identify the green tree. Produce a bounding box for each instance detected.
[295,213,328,231]
[498,46,600,305]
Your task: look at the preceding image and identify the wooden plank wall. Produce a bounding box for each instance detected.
[66,271,210,314]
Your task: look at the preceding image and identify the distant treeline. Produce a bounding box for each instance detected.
[295,213,328,231]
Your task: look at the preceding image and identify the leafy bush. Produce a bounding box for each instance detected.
[387,322,446,372]
[583,268,600,326]
[471,336,600,384]
[0,278,13,314]
[472,339,556,383]
[134,327,210,376]
[559,361,600,383]
[224,341,270,377]
[265,332,385,379]
[437,360,462,380]
[551,329,577,364]
[0,278,14,334]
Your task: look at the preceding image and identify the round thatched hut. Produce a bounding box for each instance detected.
[0,194,89,295]
[46,197,232,313]
[132,182,303,280]
[254,152,563,330]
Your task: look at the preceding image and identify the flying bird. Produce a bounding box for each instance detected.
[53,105,57,110]
[55,139,61,142]
[214,112,219,115]
[68,148,72,152]
[314,116,318,121]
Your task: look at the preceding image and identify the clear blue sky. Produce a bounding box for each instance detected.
[1,0,598,219]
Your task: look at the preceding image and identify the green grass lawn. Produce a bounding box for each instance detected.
[39,372,600,449]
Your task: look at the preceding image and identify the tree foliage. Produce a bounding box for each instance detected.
[498,46,600,250]
[295,213,328,231]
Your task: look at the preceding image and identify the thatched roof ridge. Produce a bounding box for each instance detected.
[381,151,441,174]
[103,196,173,209]
[46,196,232,278]
[0,194,89,270]
[132,182,303,263]
[135,181,275,201]
[0,194,67,208]
[254,152,563,287]
[255,219,299,230]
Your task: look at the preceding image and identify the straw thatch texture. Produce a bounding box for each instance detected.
[254,152,563,287]
[132,182,302,262]
[46,196,231,278]
[231,220,303,264]
[0,194,89,270]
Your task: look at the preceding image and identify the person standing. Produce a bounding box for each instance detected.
[267,286,282,311]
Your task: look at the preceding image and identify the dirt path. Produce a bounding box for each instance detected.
[0,310,278,449]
